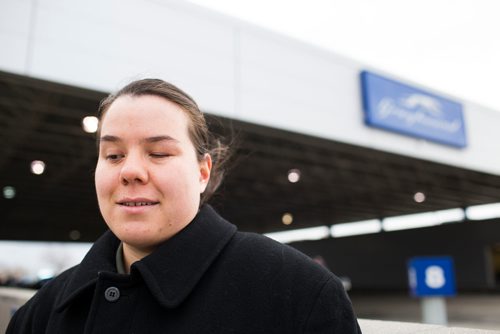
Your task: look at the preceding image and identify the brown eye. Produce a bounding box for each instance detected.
[106,154,124,161]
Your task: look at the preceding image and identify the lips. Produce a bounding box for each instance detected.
[120,202,157,207]
[117,198,159,207]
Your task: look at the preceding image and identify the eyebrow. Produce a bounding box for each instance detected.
[98,135,180,144]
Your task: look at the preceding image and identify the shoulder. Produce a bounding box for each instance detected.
[6,266,77,333]
[230,230,308,258]
[223,231,340,296]
[35,265,78,300]
[230,231,330,275]
[222,232,361,333]
[303,274,362,333]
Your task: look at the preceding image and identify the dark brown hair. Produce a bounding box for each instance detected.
[98,78,230,205]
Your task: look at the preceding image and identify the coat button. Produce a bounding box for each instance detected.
[104,287,120,302]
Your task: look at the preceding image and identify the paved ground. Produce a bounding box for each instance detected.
[359,319,500,334]
[350,292,500,331]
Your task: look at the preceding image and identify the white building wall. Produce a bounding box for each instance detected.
[1,0,500,175]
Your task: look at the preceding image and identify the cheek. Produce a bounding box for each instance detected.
[153,169,185,194]
[155,162,200,194]
[95,162,113,197]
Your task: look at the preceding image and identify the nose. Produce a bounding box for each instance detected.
[119,153,149,185]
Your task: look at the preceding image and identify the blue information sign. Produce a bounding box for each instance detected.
[360,71,467,148]
[408,256,456,297]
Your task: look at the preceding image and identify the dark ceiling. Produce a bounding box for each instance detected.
[1,71,500,242]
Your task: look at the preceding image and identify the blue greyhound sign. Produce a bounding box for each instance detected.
[360,71,467,148]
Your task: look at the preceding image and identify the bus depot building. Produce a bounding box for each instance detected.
[1,0,500,296]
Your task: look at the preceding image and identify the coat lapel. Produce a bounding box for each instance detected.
[55,205,237,311]
[54,230,120,312]
[132,205,237,308]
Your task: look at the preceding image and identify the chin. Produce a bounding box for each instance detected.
[110,223,163,246]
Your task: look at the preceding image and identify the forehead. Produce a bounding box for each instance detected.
[100,95,190,137]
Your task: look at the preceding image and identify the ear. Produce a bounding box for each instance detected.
[199,153,212,193]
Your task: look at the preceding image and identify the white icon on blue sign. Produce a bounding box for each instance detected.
[425,265,446,289]
[408,256,456,297]
[361,71,467,148]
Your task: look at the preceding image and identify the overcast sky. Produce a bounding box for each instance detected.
[187,0,500,112]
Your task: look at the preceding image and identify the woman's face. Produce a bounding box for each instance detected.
[95,94,211,252]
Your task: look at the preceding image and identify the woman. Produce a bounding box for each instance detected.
[8,79,361,333]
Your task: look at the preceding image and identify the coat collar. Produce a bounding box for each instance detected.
[55,205,237,311]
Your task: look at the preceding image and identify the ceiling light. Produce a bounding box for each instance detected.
[69,230,81,240]
[82,116,99,133]
[287,169,301,183]
[331,219,382,238]
[414,192,426,203]
[282,213,293,225]
[3,186,16,199]
[465,203,500,221]
[383,212,438,231]
[382,208,464,232]
[264,226,330,244]
[435,208,465,223]
[30,160,46,175]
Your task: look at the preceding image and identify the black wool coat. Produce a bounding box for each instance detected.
[7,205,361,333]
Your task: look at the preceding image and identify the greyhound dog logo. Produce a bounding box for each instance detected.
[400,94,443,117]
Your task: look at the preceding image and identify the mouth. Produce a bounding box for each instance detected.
[117,200,160,207]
